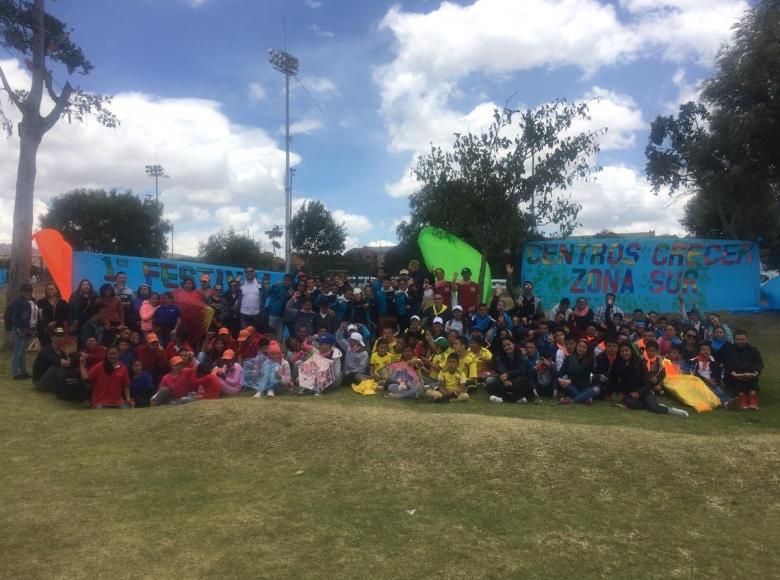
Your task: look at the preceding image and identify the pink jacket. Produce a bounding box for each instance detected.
[140,301,156,333]
[216,362,244,396]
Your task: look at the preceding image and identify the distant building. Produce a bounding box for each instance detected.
[344,245,394,271]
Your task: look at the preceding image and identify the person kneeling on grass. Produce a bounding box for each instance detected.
[558,339,600,405]
[78,346,131,409]
[609,343,688,417]
[424,353,470,403]
[296,333,343,395]
[486,337,537,404]
[252,344,292,398]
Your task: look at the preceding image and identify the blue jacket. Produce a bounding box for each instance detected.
[9,297,32,332]
[267,282,292,317]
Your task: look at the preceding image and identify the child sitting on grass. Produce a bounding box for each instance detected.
[425,353,470,403]
[370,339,394,389]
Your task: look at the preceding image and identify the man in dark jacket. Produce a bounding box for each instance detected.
[9,283,34,379]
[724,330,763,410]
[220,279,242,338]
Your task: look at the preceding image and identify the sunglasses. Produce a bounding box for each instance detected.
[686,333,698,339]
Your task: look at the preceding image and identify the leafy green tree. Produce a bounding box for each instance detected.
[290,200,346,259]
[39,189,170,257]
[199,228,275,269]
[401,101,602,292]
[1,0,117,300]
[645,0,780,265]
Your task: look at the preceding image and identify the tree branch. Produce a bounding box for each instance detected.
[0,64,21,108]
[41,80,72,133]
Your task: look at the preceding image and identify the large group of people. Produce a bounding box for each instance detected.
[6,260,764,415]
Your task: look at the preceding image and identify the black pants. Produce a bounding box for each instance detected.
[725,376,759,393]
[486,376,532,402]
[622,392,668,414]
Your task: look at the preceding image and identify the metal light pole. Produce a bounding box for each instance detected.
[145,164,167,206]
[268,48,299,274]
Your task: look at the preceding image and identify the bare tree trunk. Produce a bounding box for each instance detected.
[7,122,42,301]
[5,0,46,303]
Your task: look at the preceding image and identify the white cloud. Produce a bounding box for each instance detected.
[301,76,338,95]
[305,0,322,7]
[247,82,266,104]
[579,87,646,150]
[308,24,334,39]
[664,68,704,112]
[366,239,397,248]
[332,210,372,235]
[288,117,323,135]
[569,164,685,235]
[0,58,294,255]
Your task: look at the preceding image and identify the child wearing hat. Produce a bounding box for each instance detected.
[252,344,292,398]
[213,349,244,396]
[336,322,369,386]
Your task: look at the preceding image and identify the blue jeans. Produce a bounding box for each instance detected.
[713,384,731,403]
[11,331,30,377]
[565,384,600,403]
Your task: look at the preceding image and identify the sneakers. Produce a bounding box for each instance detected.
[667,406,689,418]
[456,392,470,402]
[534,396,543,404]
[433,395,450,404]
[516,397,528,404]
[748,393,759,410]
[488,395,504,403]
[583,398,593,406]
[559,397,573,405]
[738,393,749,410]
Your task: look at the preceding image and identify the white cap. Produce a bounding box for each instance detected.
[410,315,421,321]
[433,316,444,325]
[347,324,358,331]
[352,287,362,295]
[452,305,463,311]
[349,332,365,346]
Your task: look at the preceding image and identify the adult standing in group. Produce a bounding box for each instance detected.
[68,279,98,335]
[267,274,294,341]
[221,279,242,338]
[36,282,69,346]
[240,267,266,331]
[408,260,427,294]
[594,293,623,330]
[9,283,34,380]
[433,268,453,308]
[197,274,213,301]
[113,272,135,329]
[505,264,543,320]
[454,268,480,315]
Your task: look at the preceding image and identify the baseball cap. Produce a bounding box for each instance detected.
[461,267,471,275]
[347,324,358,331]
[352,287,362,295]
[349,332,365,347]
[318,333,335,345]
[452,305,463,312]
[222,349,236,360]
[410,315,421,321]
[146,333,159,343]
[200,274,210,282]
[237,330,250,342]
[399,268,409,275]
[218,327,230,335]
[170,355,184,366]
[52,327,66,337]
[268,344,282,356]
[434,337,449,348]
[433,316,444,325]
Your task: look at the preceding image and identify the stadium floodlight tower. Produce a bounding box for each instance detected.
[144,164,167,206]
[268,48,299,274]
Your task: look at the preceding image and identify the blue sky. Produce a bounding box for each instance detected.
[0,0,750,254]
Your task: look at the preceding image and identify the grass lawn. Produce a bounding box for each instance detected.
[1,313,779,579]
